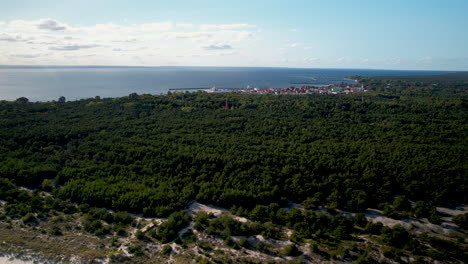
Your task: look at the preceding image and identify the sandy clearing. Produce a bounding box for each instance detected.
[0,256,35,264]
[364,209,413,229]
[178,222,194,239]
[436,205,468,217]
[363,207,466,237]
[187,201,249,223]
[187,201,225,216]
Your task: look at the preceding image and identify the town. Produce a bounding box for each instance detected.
[204,83,368,95]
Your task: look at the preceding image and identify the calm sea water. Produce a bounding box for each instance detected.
[0,66,452,101]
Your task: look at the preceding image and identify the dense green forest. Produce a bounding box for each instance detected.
[0,75,467,263]
[0,78,466,217]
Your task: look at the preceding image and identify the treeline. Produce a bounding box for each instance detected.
[0,86,467,217]
[350,72,468,95]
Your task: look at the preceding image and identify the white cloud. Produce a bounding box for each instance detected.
[336,57,353,63]
[304,57,320,63]
[160,30,252,43]
[71,21,173,35]
[130,22,174,32]
[289,42,302,48]
[178,50,238,58]
[303,46,313,50]
[203,44,233,50]
[176,23,194,28]
[112,47,148,52]
[0,18,257,66]
[9,54,42,58]
[49,44,100,51]
[200,24,254,30]
[112,38,138,43]
[290,29,299,32]
[0,33,21,42]
[416,56,432,64]
[385,57,401,65]
[360,57,401,65]
[160,31,213,40]
[37,19,67,31]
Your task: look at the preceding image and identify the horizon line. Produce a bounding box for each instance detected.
[0,65,465,72]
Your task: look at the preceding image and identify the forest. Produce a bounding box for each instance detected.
[0,74,467,263]
[1,82,467,215]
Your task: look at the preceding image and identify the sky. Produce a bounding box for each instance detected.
[0,0,467,70]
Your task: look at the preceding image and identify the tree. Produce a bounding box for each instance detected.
[393,196,411,212]
[239,237,250,248]
[156,211,192,243]
[22,213,37,224]
[250,205,267,222]
[382,225,410,248]
[41,179,53,191]
[162,245,172,255]
[49,225,62,236]
[58,96,66,103]
[284,244,301,256]
[15,97,29,103]
[256,241,269,253]
[452,213,468,229]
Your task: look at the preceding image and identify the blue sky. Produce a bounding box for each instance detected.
[1,0,467,70]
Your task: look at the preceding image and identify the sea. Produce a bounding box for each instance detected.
[0,66,454,102]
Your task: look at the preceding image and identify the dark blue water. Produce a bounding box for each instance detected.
[0,66,453,101]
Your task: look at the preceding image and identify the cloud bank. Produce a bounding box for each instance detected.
[0,18,256,66]
[0,18,459,69]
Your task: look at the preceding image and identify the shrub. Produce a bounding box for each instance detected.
[353,253,375,264]
[382,225,410,248]
[41,179,53,191]
[135,230,145,240]
[413,201,431,218]
[354,213,368,228]
[82,216,102,233]
[364,222,383,235]
[197,241,212,251]
[428,209,441,225]
[78,203,90,213]
[256,241,269,253]
[156,211,192,243]
[114,225,127,236]
[128,245,143,256]
[94,225,111,236]
[22,213,37,224]
[452,213,468,229]
[49,225,62,236]
[113,211,133,225]
[284,244,301,256]
[162,245,172,255]
[224,236,236,248]
[239,237,250,248]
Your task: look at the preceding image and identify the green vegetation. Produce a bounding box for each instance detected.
[1,90,466,215]
[0,74,467,263]
[284,244,301,256]
[453,213,468,229]
[153,211,191,243]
